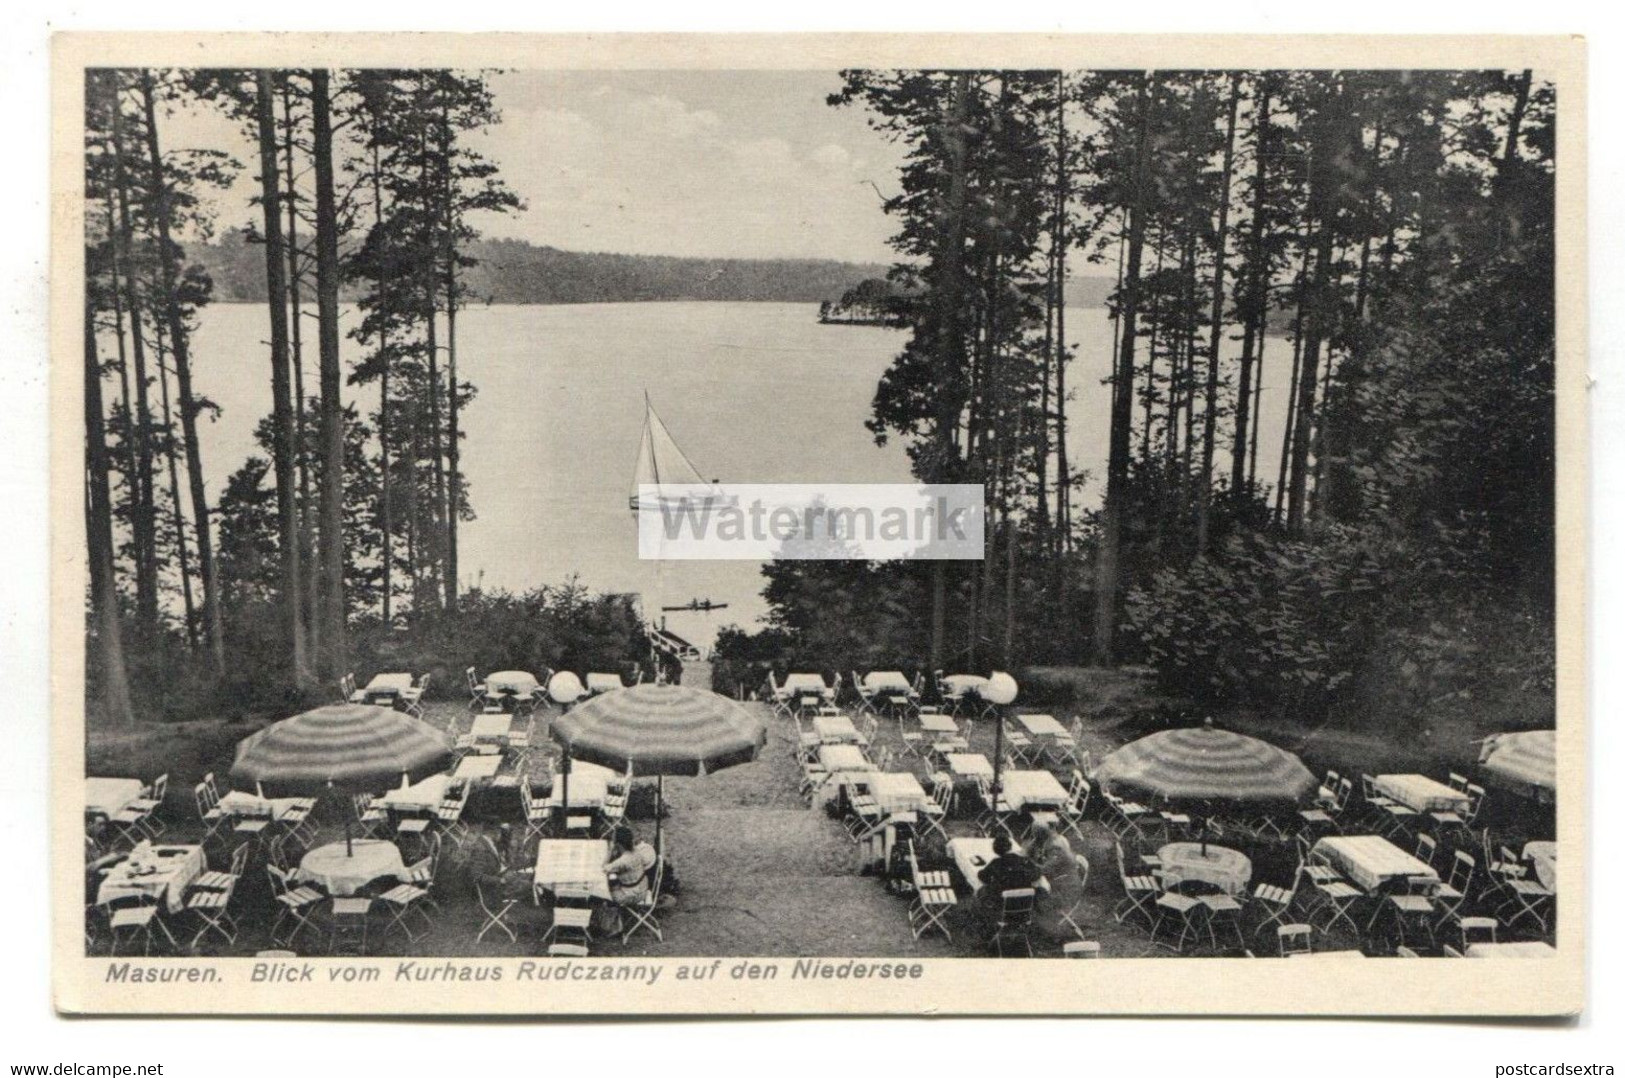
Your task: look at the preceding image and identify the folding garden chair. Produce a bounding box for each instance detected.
[1057,774,1092,844]
[1458,915,1500,950]
[184,866,243,949]
[109,902,176,956]
[1496,871,1554,934]
[1306,854,1363,936]
[905,845,956,941]
[1431,783,1485,832]
[767,672,793,718]
[266,864,324,948]
[542,887,594,948]
[621,848,666,944]
[1431,850,1473,932]
[352,793,388,839]
[193,841,251,892]
[378,877,434,941]
[195,781,229,845]
[1277,923,1313,957]
[466,667,487,710]
[851,671,879,716]
[1100,790,1151,842]
[127,775,169,837]
[401,673,431,719]
[473,879,518,944]
[1056,861,1091,940]
[917,780,953,841]
[991,887,1036,957]
[1150,890,1205,954]
[1113,841,1159,928]
[1251,862,1302,938]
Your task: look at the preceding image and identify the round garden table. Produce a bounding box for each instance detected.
[486,670,541,697]
[296,839,407,896]
[1157,842,1253,896]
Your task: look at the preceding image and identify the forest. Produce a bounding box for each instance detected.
[83,67,1557,739]
[83,68,653,724]
[716,69,1556,732]
[189,231,894,306]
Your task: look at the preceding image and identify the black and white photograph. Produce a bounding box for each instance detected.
[52,33,1584,1016]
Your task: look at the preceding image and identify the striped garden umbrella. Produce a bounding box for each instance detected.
[550,684,767,840]
[1093,719,1318,807]
[1479,730,1555,803]
[229,703,453,798]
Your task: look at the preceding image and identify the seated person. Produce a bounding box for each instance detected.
[976,833,1043,927]
[604,824,659,906]
[1026,822,1085,933]
[470,822,530,901]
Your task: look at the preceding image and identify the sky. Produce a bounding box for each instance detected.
[163,70,909,264]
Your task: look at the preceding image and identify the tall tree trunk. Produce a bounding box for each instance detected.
[1231,77,1272,499]
[101,195,142,592]
[139,71,224,672]
[441,104,461,613]
[1094,72,1155,666]
[107,92,159,639]
[282,77,320,663]
[311,68,347,677]
[927,72,973,672]
[1195,74,1242,555]
[253,72,312,686]
[1287,89,1342,533]
[85,303,136,727]
[367,140,394,629]
[150,319,197,646]
[1275,217,1312,524]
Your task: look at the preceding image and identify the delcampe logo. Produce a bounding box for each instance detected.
[635,484,986,561]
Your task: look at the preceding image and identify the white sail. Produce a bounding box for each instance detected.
[630,398,710,510]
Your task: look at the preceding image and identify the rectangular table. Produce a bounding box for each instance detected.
[918,713,959,734]
[363,672,414,704]
[532,839,612,902]
[216,790,302,821]
[1015,713,1068,738]
[543,761,616,809]
[946,837,1049,896]
[818,744,874,776]
[947,753,994,780]
[1466,941,1558,959]
[1312,835,1440,893]
[376,774,451,813]
[869,772,929,814]
[85,777,145,819]
[97,844,206,913]
[1523,841,1557,891]
[1373,774,1469,813]
[1000,769,1070,810]
[453,755,504,781]
[470,713,513,741]
[813,714,861,744]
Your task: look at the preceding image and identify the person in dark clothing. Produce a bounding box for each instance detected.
[978,833,1042,897]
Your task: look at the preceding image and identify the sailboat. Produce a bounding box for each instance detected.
[628,394,734,515]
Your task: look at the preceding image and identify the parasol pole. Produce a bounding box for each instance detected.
[655,775,665,848]
[560,749,572,827]
[330,779,351,858]
[992,703,1005,799]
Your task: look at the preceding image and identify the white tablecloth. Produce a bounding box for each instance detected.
[941,674,988,695]
[819,744,874,775]
[783,674,832,698]
[946,837,1048,896]
[1000,769,1069,810]
[296,840,406,896]
[86,777,146,819]
[1523,841,1557,890]
[217,790,301,821]
[543,761,616,809]
[454,755,504,781]
[1466,941,1558,958]
[97,844,206,913]
[1374,774,1469,813]
[814,714,861,744]
[376,774,451,813]
[1158,842,1253,896]
[947,753,994,780]
[1313,835,1440,893]
[485,670,540,696]
[470,713,513,740]
[532,839,612,901]
[363,672,414,702]
[918,713,959,734]
[1016,714,1068,737]
[869,772,929,814]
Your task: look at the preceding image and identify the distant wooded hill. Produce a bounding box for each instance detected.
[188,230,1113,308]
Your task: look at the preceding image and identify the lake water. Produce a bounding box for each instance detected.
[187,301,1291,648]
